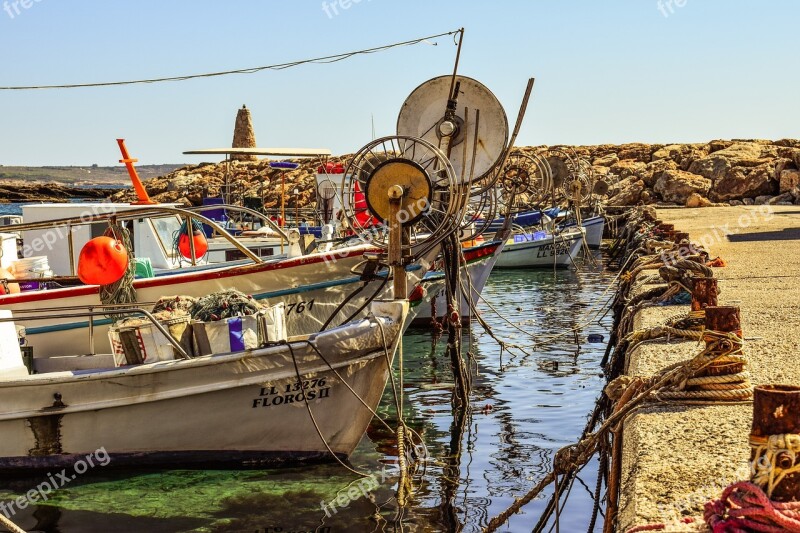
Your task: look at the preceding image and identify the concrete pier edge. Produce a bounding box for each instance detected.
[617,205,800,532]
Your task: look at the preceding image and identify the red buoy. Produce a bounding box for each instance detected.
[178,230,208,260]
[77,236,129,285]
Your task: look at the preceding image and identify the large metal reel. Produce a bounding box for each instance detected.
[497,151,554,209]
[397,75,509,187]
[342,136,461,254]
[575,157,596,204]
[538,147,577,203]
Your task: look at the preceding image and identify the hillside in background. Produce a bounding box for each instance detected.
[0,164,184,186]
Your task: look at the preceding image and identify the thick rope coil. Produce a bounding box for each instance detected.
[621,326,704,356]
[606,332,750,405]
[751,434,800,498]
[704,481,800,532]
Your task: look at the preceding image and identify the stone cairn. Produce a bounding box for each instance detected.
[231,105,257,161]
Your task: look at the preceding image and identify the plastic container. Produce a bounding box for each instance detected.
[109,315,192,366]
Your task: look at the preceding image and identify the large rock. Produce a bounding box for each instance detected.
[609,160,647,180]
[710,164,776,201]
[653,170,711,204]
[641,159,678,187]
[231,105,258,161]
[651,144,707,169]
[593,153,619,167]
[768,192,795,205]
[780,169,800,193]
[689,142,768,182]
[685,192,713,208]
[616,143,657,163]
[607,178,645,206]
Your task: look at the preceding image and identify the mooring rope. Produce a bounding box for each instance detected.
[750,434,800,498]
[0,514,26,533]
[704,481,800,532]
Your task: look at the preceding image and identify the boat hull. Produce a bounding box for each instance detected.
[495,232,583,269]
[0,246,433,357]
[0,302,405,471]
[411,240,504,326]
[562,216,605,249]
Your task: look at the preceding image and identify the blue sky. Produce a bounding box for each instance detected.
[1,0,798,165]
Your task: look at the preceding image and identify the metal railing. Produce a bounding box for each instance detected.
[6,304,190,360]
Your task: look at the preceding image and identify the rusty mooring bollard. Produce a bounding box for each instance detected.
[699,306,743,377]
[750,385,800,502]
[691,277,719,312]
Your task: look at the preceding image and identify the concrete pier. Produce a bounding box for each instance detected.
[618,205,800,531]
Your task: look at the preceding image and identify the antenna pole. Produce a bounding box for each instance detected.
[448,28,465,100]
[495,77,536,186]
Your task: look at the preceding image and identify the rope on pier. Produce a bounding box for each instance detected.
[704,481,800,532]
[751,434,800,499]
[0,514,26,533]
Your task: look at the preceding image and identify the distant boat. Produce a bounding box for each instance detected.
[495,229,583,269]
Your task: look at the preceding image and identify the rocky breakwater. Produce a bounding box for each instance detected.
[0,180,118,203]
[579,139,800,207]
[109,157,347,208]
[108,139,800,210]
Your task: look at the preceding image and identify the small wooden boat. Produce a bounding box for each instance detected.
[0,300,407,471]
[495,229,583,269]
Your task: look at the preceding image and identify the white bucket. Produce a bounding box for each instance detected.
[11,256,50,276]
[10,256,52,291]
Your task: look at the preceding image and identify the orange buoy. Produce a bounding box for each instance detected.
[77,236,129,285]
[178,230,208,260]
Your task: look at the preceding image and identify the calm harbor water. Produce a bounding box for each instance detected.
[0,255,612,533]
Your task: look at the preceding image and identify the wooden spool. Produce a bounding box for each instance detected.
[698,306,743,377]
[751,385,800,502]
[691,277,719,312]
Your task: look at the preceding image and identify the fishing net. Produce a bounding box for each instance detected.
[100,221,138,318]
[152,295,199,315]
[189,289,263,322]
[115,309,190,328]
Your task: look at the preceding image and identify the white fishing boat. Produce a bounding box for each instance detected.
[560,214,605,249]
[495,228,583,269]
[0,300,407,470]
[409,239,504,327]
[0,204,436,358]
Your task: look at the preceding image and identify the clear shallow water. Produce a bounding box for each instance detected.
[0,254,613,533]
